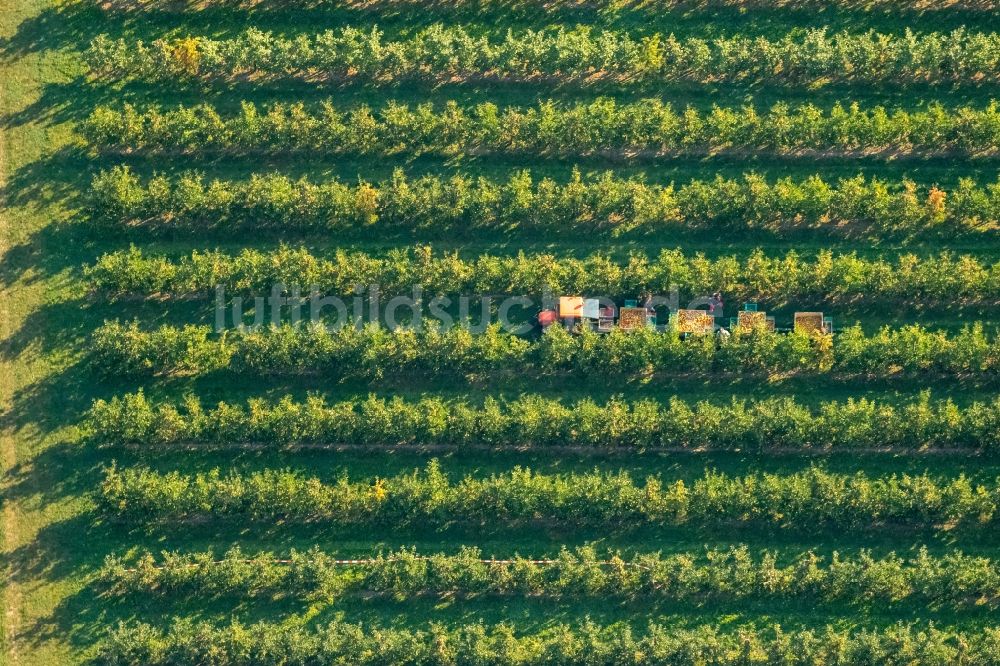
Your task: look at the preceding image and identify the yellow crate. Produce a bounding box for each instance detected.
[677,309,714,334]
[794,312,824,334]
[738,310,767,330]
[618,307,648,330]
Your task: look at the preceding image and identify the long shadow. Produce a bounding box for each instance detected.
[0,298,94,360]
[298,592,1000,633]
[0,147,103,292]
[88,440,1000,485]
[41,342,1000,406]
[96,75,1000,110]
[0,505,197,652]
[1,146,89,209]
[73,226,1000,258]
[90,370,1000,406]
[63,150,997,190]
[79,148,1000,178]
[70,505,1000,557]
[3,355,97,436]
[75,214,1000,252]
[90,0,1000,33]
[51,508,1000,563]
[0,293,222,435]
[0,228,92,296]
[0,3,96,60]
[1,447,120,650]
[12,74,1000,134]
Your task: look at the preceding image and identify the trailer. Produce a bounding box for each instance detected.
[545,296,836,337]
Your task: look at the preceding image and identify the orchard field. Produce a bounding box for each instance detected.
[6,0,1000,663]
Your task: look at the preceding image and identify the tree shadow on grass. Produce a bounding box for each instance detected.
[9,74,1000,135]
[1,146,88,212]
[0,510,184,654]
[0,3,98,61]
[0,146,107,295]
[0,302,183,435]
[74,513,1000,560]
[299,593,1000,633]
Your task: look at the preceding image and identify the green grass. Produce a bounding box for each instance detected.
[4,0,1000,663]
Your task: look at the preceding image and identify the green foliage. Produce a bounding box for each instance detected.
[90,320,1000,378]
[98,461,998,528]
[86,27,1000,86]
[89,320,232,376]
[88,167,1000,237]
[88,390,1000,451]
[21,0,1000,657]
[99,618,1000,665]
[100,544,1000,607]
[97,0,1000,9]
[86,244,1000,300]
[81,98,1000,156]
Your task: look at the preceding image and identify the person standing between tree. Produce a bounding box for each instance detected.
[708,291,723,314]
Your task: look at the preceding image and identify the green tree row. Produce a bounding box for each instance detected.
[99,460,996,528]
[101,619,1000,666]
[88,390,1000,451]
[91,321,1000,378]
[90,167,997,237]
[100,0,1000,13]
[81,98,1000,156]
[86,27,1000,85]
[87,245,1000,300]
[101,544,1000,606]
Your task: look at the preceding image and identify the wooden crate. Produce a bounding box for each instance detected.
[676,309,714,334]
[737,310,767,330]
[794,312,824,334]
[618,307,648,330]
